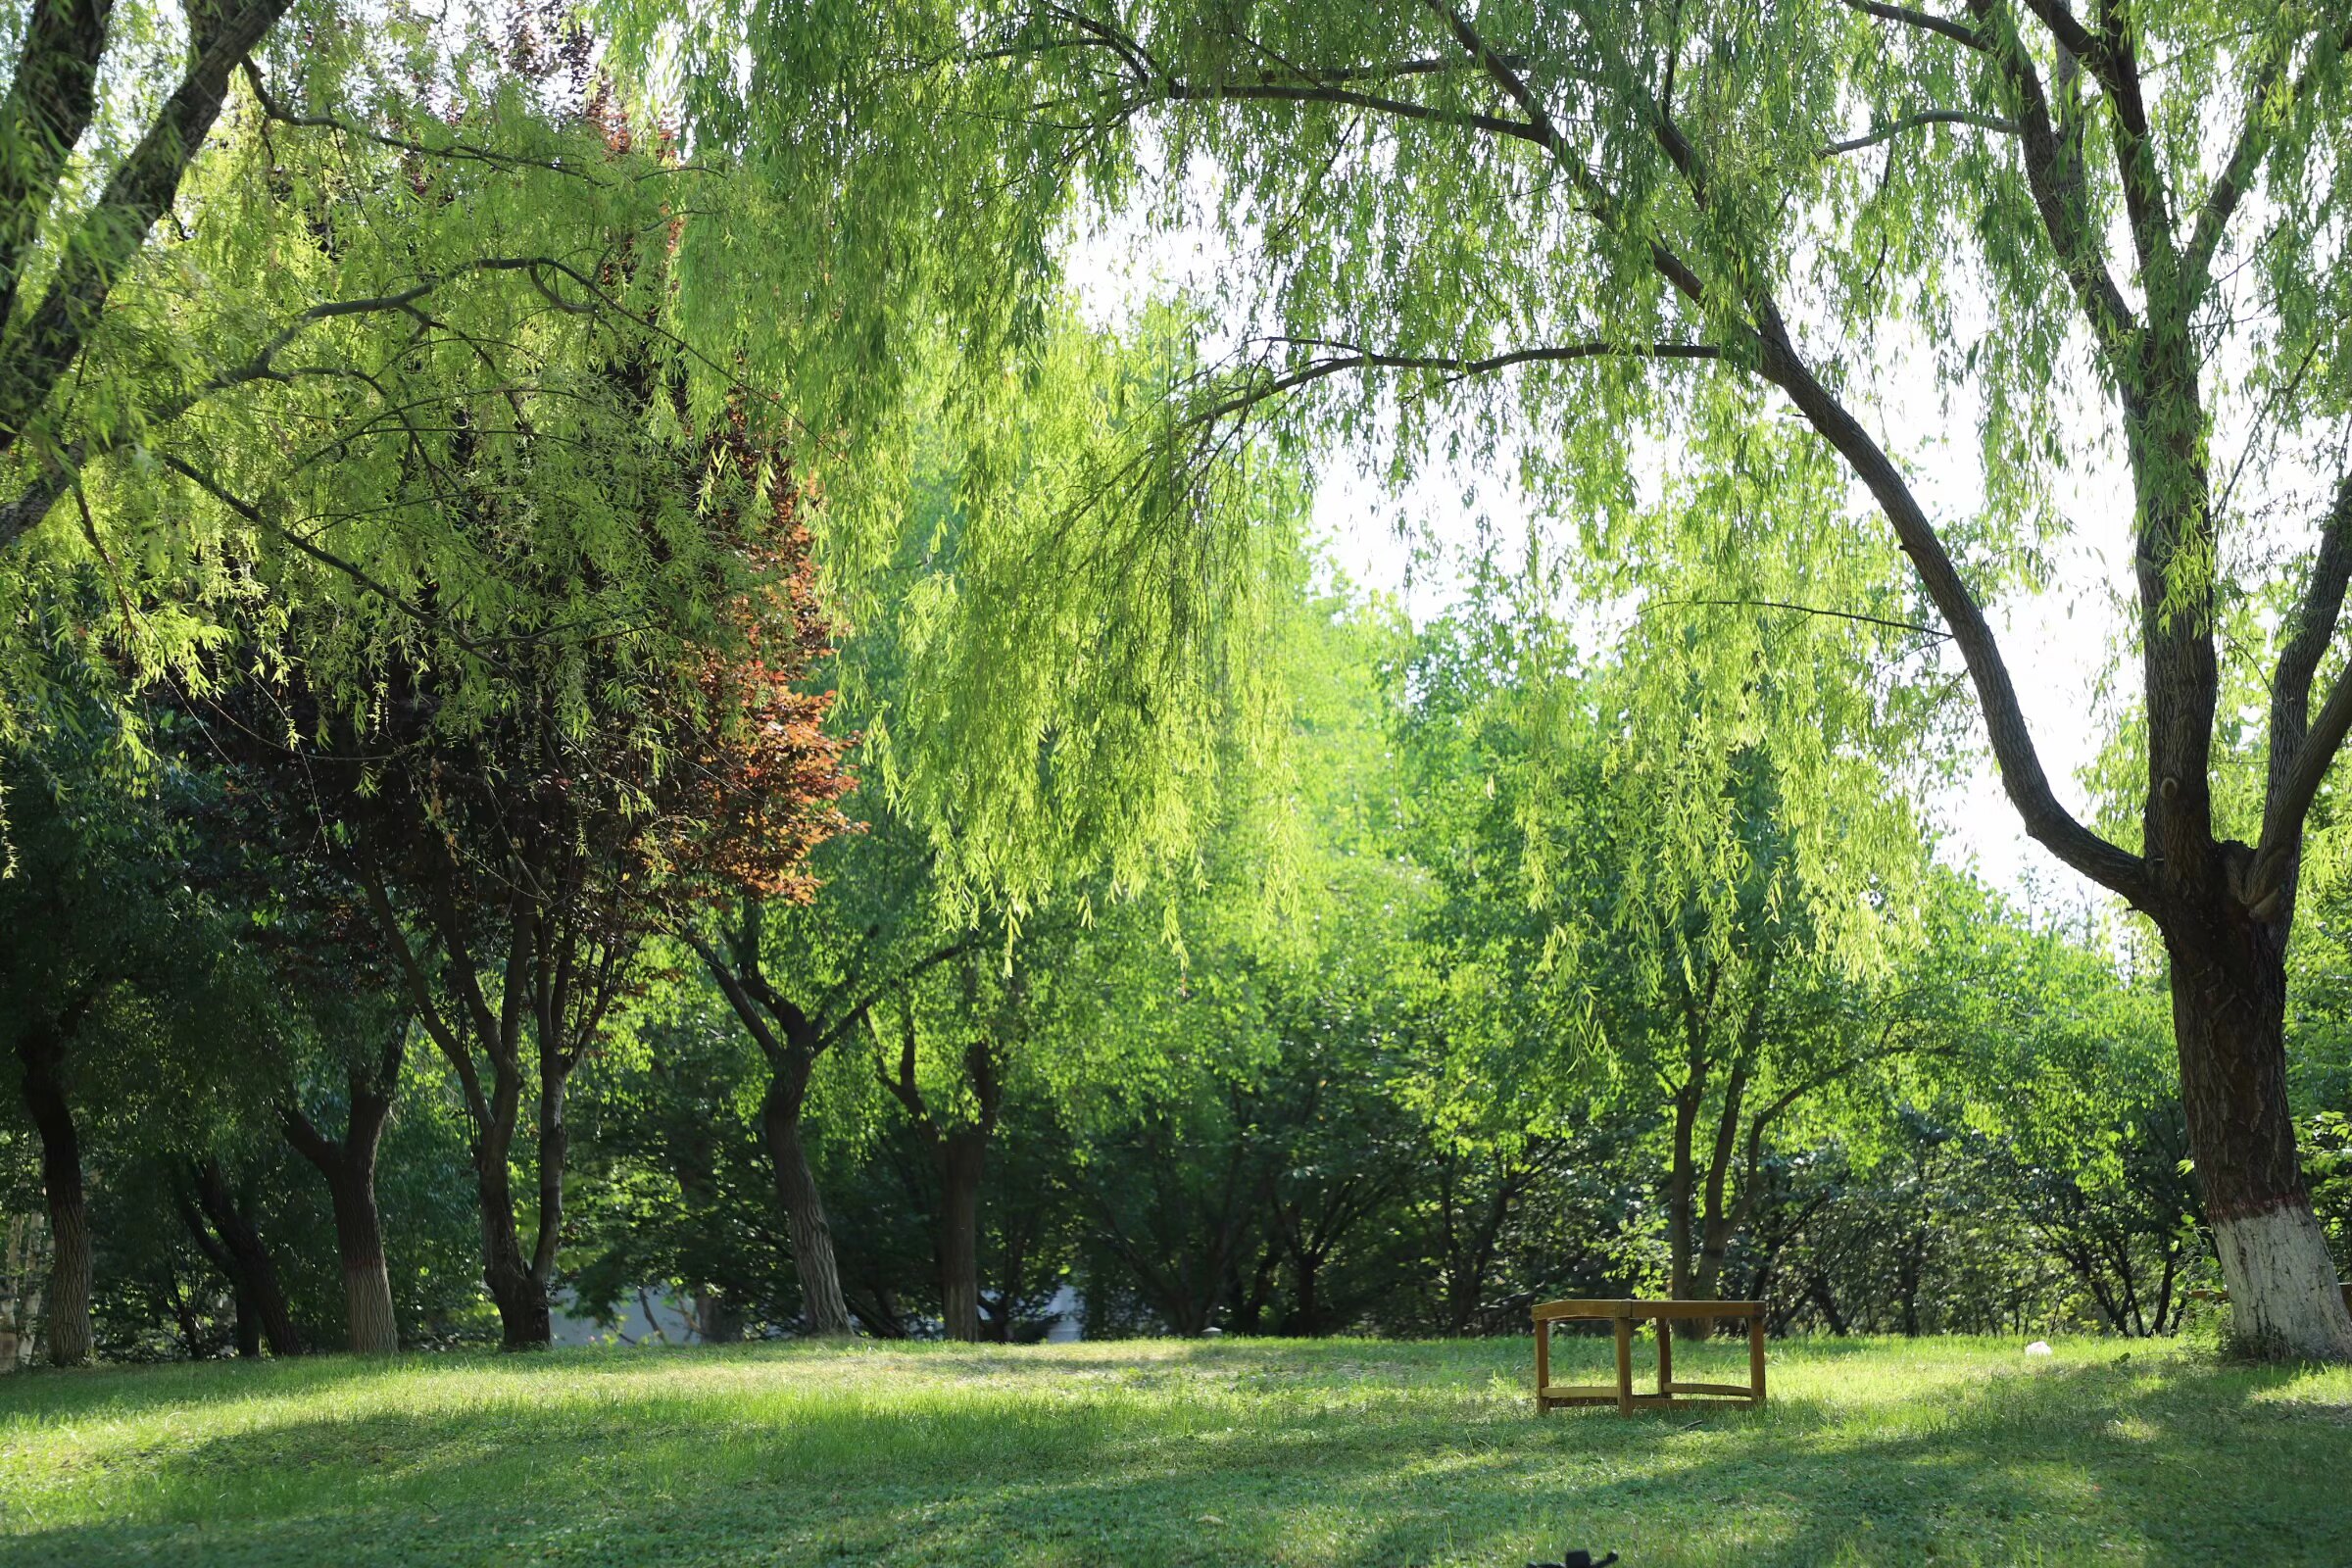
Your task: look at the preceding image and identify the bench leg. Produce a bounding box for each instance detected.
[1656,1314,1673,1397]
[1748,1312,1766,1407]
[1535,1318,1550,1415]
[1614,1315,1634,1416]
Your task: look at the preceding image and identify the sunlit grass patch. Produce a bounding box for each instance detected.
[0,1337,2345,1567]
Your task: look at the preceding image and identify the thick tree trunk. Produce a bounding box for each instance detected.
[284,1052,403,1354]
[2167,908,2352,1360]
[475,1158,551,1349]
[325,1164,399,1354]
[760,1066,854,1337]
[16,1030,90,1366]
[191,1160,305,1357]
[43,1186,90,1367]
[936,1130,987,1343]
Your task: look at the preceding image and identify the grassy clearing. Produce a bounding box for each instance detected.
[0,1335,2345,1566]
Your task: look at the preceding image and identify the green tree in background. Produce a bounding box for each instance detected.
[614,0,2352,1358]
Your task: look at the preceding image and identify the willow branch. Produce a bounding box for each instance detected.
[1192,339,1720,426]
[1836,0,1987,50]
[1820,109,2017,157]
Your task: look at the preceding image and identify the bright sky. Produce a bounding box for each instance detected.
[1068,223,2135,919]
[1307,453,2130,914]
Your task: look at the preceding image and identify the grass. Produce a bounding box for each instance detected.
[0,1334,2347,1567]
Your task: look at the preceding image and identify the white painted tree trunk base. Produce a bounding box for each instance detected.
[2213,1205,2352,1362]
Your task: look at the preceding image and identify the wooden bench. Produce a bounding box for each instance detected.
[1532,1298,1765,1415]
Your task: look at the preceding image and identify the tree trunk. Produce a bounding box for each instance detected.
[936,1129,987,1343]
[2167,909,2352,1360]
[475,1157,551,1348]
[16,1029,90,1367]
[693,1289,744,1345]
[191,1160,305,1357]
[760,1065,854,1337]
[1807,1274,1848,1336]
[1665,1092,1697,1307]
[284,1048,403,1354]
[228,1280,263,1358]
[325,1162,399,1354]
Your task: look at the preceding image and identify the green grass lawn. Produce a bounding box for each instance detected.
[1,1334,2346,1566]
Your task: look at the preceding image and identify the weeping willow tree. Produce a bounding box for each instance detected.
[4,0,1306,916]
[603,0,2352,1357]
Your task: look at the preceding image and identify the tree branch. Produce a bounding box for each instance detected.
[0,0,293,453]
[1746,315,2147,898]
[1820,109,2017,157]
[1836,0,1987,51]
[160,453,512,669]
[1194,339,1720,427]
[1161,75,1543,143]
[2182,18,2352,305]
[1643,595,1951,641]
[354,858,491,1135]
[0,0,117,336]
[2013,0,2105,73]
[240,61,605,181]
[680,925,790,1063]
[2088,0,2176,288]
[1970,0,2137,359]
[2254,472,2352,906]
[817,936,984,1054]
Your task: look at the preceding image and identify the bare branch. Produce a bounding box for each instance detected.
[2253,473,2352,904]
[1969,0,2138,358]
[1820,109,2017,157]
[1192,338,1720,427]
[1836,0,1987,51]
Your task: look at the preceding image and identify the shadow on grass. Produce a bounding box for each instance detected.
[6,1345,2348,1567]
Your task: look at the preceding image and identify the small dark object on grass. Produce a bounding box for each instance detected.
[1528,1551,1618,1568]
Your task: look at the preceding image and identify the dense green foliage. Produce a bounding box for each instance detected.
[4,0,2352,1414]
[3,564,2279,1359]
